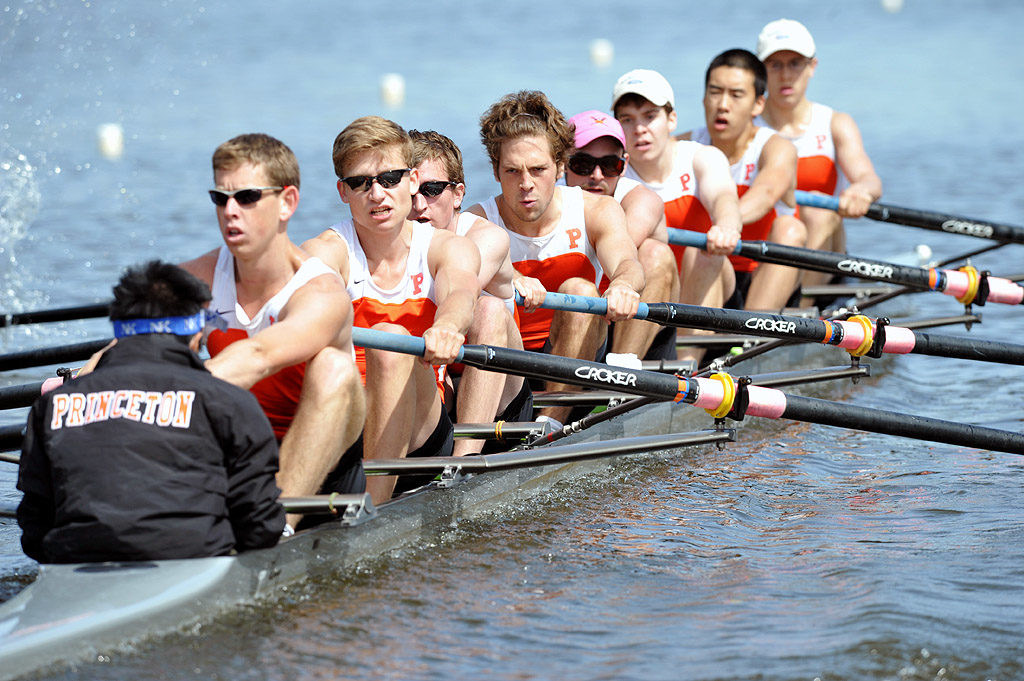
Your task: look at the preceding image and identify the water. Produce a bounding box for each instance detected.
[2,0,1024,678]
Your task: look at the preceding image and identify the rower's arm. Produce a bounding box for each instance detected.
[621,184,668,246]
[739,134,797,224]
[426,231,481,364]
[586,193,643,321]
[832,111,883,218]
[206,274,353,389]
[694,145,742,254]
[465,217,511,293]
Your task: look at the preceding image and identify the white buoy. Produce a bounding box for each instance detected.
[96,123,124,160]
[589,38,614,68]
[881,0,904,13]
[379,73,406,109]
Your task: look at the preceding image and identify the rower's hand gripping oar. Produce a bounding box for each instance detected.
[667,228,1024,308]
[795,190,1024,245]
[520,290,1024,366]
[352,327,1024,456]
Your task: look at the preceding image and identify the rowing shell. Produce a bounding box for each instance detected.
[0,338,857,679]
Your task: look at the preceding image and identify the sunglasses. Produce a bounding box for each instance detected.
[340,168,410,192]
[567,153,626,177]
[208,186,283,207]
[418,180,458,197]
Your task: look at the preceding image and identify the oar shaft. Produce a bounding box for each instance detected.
[0,302,110,328]
[776,392,1024,454]
[667,228,1024,306]
[0,339,111,372]
[795,190,1024,245]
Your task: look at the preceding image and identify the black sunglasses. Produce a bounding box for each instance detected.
[340,168,410,192]
[567,153,626,177]
[208,186,283,207]
[418,180,458,197]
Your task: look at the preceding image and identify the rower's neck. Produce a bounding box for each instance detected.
[496,186,563,238]
[711,124,759,165]
[763,98,813,134]
[232,239,302,310]
[353,219,414,274]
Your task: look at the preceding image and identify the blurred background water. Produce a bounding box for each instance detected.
[2,1,1024,679]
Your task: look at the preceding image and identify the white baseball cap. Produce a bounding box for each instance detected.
[756,19,816,61]
[611,69,675,110]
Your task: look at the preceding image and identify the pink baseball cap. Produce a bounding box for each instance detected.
[569,110,626,149]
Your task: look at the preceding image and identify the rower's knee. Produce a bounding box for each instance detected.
[771,215,808,248]
[470,296,511,343]
[638,239,676,287]
[558,277,598,297]
[305,346,364,412]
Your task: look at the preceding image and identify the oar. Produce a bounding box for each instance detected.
[0,302,110,328]
[667,228,1023,307]
[795,190,1024,245]
[0,339,111,372]
[352,327,1024,455]
[523,291,1024,366]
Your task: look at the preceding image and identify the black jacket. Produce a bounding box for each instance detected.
[17,334,285,563]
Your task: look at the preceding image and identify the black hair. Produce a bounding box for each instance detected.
[705,48,767,97]
[109,260,211,322]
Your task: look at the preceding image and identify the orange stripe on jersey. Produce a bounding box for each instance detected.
[207,328,305,441]
[352,296,445,395]
[514,252,596,351]
[797,155,838,195]
[730,185,775,273]
[664,194,713,272]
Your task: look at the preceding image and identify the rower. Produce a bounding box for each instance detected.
[610,69,741,360]
[564,110,678,361]
[754,18,884,301]
[677,49,809,311]
[181,133,365,531]
[468,90,644,425]
[408,129,532,457]
[302,116,480,503]
[17,261,285,563]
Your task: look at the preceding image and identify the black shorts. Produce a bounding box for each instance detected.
[392,407,454,496]
[478,379,535,454]
[606,322,677,361]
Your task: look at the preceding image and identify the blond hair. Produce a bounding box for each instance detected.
[212,133,300,188]
[332,116,414,178]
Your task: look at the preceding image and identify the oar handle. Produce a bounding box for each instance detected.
[794,191,840,212]
[795,190,1024,245]
[351,327,465,362]
[513,291,649,319]
[666,229,742,255]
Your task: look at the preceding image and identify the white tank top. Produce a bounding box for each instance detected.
[328,219,438,310]
[690,126,796,217]
[209,245,336,334]
[479,185,602,350]
[755,102,844,196]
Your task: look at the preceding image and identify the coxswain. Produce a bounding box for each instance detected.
[17,261,285,563]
